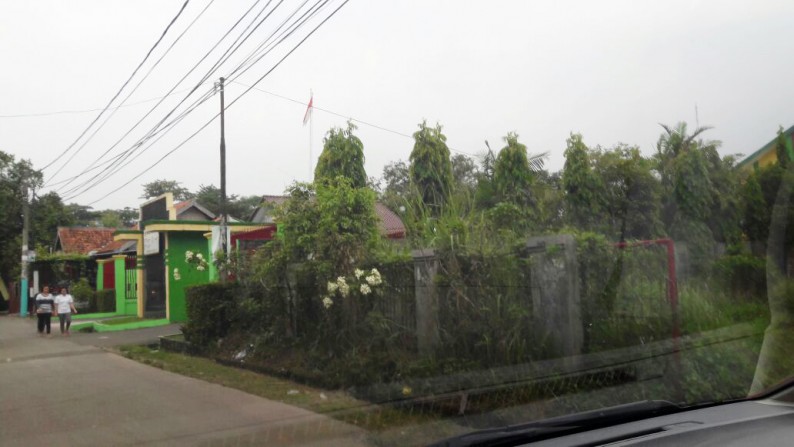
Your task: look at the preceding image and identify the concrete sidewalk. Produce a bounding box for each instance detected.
[0,315,367,446]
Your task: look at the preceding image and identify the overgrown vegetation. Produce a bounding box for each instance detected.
[176,123,774,402]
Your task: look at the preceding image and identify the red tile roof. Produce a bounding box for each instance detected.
[260,196,406,239]
[93,239,137,256]
[375,203,406,238]
[56,227,117,255]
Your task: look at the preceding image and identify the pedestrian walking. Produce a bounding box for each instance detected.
[55,286,78,336]
[34,285,56,337]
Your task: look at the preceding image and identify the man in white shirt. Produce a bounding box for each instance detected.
[55,287,78,336]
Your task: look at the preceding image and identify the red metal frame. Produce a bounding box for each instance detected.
[614,238,681,399]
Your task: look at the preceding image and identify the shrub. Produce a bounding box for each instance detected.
[71,278,95,311]
[96,289,115,313]
[182,283,241,348]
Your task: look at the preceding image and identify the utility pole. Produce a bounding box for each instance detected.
[20,183,30,317]
[217,77,228,277]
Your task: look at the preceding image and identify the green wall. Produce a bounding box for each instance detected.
[166,232,211,323]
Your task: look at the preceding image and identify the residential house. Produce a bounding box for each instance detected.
[737,124,794,173]
[111,193,266,322]
[250,195,407,239]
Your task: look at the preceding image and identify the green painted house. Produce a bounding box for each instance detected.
[104,193,267,323]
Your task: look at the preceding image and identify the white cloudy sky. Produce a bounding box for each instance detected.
[1,0,792,210]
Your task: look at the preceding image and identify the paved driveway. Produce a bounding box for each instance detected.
[0,316,365,446]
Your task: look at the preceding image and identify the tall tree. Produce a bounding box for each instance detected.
[140,179,192,201]
[379,160,411,213]
[30,192,74,251]
[409,120,453,213]
[65,204,99,226]
[451,154,479,190]
[314,121,367,188]
[562,133,602,229]
[0,151,43,280]
[655,122,740,245]
[493,133,540,208]
[592,145,662,240]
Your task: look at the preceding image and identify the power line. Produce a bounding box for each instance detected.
[63,0,321,200]
[0,87,202,118]
[54,0,273,195]
[44,0,216,187]
[66,0,329,199]
[59,86,217,199]
[81,0,351,206]
[232,81,479,157]
[39,0,192,173]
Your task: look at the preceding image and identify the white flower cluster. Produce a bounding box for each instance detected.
[173,268,181,281]
[184,250,209,272]
[321,267,384,309]
[365,268,382,286]
[336,276,350,297]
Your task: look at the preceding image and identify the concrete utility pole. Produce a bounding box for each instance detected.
[217,77,228,269]
[20,183,30,317]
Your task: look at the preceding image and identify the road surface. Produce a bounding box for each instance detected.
[0,315,365,446]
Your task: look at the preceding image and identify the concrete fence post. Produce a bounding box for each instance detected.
[525,235,583,361]
[413,249,439,355]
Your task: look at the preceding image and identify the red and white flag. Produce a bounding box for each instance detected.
[302,93,313,126]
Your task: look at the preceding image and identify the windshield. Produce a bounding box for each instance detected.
[1,1,793,446]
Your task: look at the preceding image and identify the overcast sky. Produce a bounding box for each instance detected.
[1,0,792,210]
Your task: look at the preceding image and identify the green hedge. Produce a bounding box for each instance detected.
[182,283,241,348]
[96,289,115,313]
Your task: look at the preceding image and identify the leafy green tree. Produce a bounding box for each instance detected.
[655,122,740,246]
[379,160,411,214]
[741,170,768,243]
[314,177,379,273]
[475,141,499,209]
[314,121,367,188]
[30,192,74,252]
[592,145,662,240]
[192,184,260,220]
[100,210,122,228]
[140,179,192,201]
[116,207,139,227]
[0,151,42,280]
[493,133,540,209]
[562,133,602,229]
[451,154,479,190]
[65,204,99,226]
[774,126,792,169]
[193,184,227,216]
[409,120,453,213]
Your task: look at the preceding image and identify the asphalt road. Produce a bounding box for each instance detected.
[0,315,366,446]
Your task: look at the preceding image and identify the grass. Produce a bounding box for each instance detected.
[117,345,444,433]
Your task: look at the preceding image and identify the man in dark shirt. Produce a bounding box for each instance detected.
[34,285,55,337]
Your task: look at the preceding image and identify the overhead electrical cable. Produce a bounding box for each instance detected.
[62,0,325,199]
[80,0,351,205]
[55,0,275,195]
[62,0,314,199]
[39,0,192,173]
[52,0,267,192]
[45,0,216,187]
[0,87,203,119]
[233,81,479,157]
